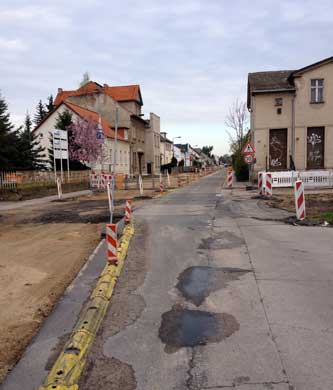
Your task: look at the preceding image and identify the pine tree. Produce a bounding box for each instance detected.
[46,95,54,113]
[0,93,20,170]
[17,113,46,170]
[33,100,47,126]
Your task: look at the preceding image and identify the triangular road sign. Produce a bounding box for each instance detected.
[242,143,255,155]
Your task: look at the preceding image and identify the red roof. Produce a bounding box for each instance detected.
[54,81,142,106]
[63,102,128,141]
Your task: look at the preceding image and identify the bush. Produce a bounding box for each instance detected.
[233,153,249,181]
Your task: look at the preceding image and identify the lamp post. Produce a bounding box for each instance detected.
[172,136,181,157]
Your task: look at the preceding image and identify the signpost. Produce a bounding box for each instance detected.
[53,129,69,182]
[242,142,256,186]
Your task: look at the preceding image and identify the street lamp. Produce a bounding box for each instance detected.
[172,136,181,156]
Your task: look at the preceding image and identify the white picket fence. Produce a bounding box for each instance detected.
[263,170,333,188]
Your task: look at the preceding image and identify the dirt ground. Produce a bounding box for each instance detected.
[0,187,158,383]
[268,188,333,223]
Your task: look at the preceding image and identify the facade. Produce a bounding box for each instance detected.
[248,57,333,173]
[33,101,130,174]
[160,132,173,166]
[54,82,160,175]
[145,113,161,174]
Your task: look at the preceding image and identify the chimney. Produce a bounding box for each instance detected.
[58,88,63,93]
[103,83,109,88]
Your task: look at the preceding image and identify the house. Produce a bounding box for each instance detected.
[34,101,130,174]
[247,56,333,173]
[53,81,160,175]
[160,132,173,166]
[145,113,161,174]
[174,144,201,169]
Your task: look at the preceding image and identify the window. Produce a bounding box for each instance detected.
[275,98,283,106]
[277,108,282,115]
[310,79,324,103]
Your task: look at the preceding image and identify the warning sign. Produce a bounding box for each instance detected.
[242,143,255,155]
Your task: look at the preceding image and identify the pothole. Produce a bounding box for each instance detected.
[158,304,239,353]
[198,231,245,250]
[176,266,250,306]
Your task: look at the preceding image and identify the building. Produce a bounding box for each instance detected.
[160,132,173,166]
[53,81,160,175]
[34,101,130,174]
[145,113,161,174]
[247,56,333,173]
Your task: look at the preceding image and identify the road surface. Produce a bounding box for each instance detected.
[78,170,333,390]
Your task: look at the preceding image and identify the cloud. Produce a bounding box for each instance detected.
[0,37,27,51]
[1,0,333,155]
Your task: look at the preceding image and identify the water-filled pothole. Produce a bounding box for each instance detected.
[177,266,250,306]
[159,305,239,353]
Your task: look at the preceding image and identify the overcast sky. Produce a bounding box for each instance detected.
[1,0,333,155]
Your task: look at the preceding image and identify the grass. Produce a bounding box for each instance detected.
[310,211,333,224]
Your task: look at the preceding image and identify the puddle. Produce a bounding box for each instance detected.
[177,266,250,306]
[159,305,239,353]
[198,231,245,250]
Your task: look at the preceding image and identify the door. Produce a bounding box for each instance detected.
[307,127,324,169]
[269,128,288,170]
[147,162,152,175]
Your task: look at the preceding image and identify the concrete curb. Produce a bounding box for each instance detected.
[38,221,135,390]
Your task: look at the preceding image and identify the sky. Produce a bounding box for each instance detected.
[1,0,333,156]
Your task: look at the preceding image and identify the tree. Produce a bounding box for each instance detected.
[202,146,213,158]
[0,93,20,170]
[33,100,47,126]
[79,72,90,87]
[17,113,46,170]
[69,117,104,164]
[225,99,248,151]
[225,99,249,180]
[46,95,54,113]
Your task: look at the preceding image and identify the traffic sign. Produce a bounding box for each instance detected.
[242,143,255,155]
[244,154,254,164]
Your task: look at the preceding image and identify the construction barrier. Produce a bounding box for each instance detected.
[159,173,164,192]
[258,172,263,196]
[106,224,118,265]
[264,173,272,196]
[56,177,62,200]
[227,170,233,188]
[178,177,182,187]
[106,181,114,222]
[124,200,132,223]
[138,175,143,195]
[294,180,306,220]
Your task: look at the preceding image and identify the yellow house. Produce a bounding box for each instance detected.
[247,56,333,173]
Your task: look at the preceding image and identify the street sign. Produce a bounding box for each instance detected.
[244,154,254,165]
[53,130,69,159]
[242,143,255,155]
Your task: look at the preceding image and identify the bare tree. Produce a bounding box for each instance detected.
[225,99,248,152]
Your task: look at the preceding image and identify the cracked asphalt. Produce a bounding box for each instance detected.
[78,170,333,389]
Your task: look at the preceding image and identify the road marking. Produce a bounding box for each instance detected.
[39,221,135,390]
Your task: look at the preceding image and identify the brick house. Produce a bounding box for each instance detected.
[247,56,333,173]
[53,81,161,175]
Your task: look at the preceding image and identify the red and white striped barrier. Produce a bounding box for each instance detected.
[264,173,272,197]
[258,172,263,196]
[124,200,132,223]
[227,170,233,188]
[294,180,306,220]
[106,224,118,265]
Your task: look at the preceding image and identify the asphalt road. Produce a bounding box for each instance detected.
[78,170,333,390]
